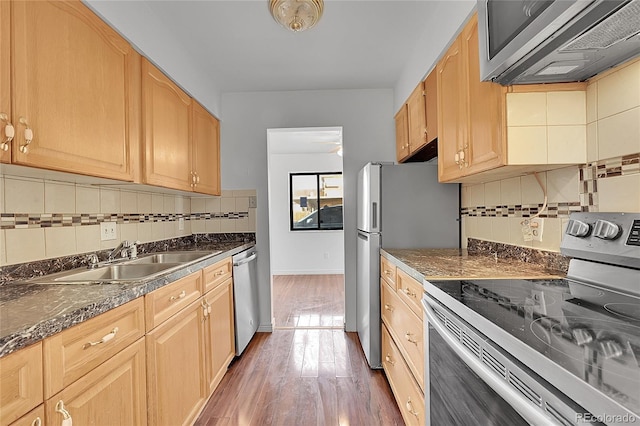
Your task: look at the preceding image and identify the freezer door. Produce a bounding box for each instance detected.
[357,163,381,233]
[356,230,382,368]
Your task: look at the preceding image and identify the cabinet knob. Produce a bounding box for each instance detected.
[55,400,73,426]
[405,332,418,344]
[385,354,395,366]
[0,112,14,151]
[406,398,419,417]
[18,117,33,154]
[83,327,119,349]
[403,287,416,298]
[384,303,394,312]
[169,290,187,302]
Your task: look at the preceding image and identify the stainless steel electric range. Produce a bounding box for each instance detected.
[422,212,640,426]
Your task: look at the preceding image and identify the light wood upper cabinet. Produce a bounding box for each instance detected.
[0,0,11,164]
[395,105,409,162]
[462,15,506,176]
[424,69,438,147]
[10,0,139,181]
[406,81,427,155]
[437,33,467,182]
[192,101,221,196]
[45,338,147,426]
[142,58,193,192]
[0,343,43,425]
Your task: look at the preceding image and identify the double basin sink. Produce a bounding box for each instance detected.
[26,251,221,284]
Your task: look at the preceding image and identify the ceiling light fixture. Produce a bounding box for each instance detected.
[269,0,324,32]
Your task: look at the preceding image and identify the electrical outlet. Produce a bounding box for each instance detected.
[323,252,329,260]
[100,222,117,241]
[178,218,185,231]
[249,196,257,208]
[531,218,544,242]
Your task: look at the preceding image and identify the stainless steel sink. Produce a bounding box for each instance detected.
[51,263,179,282]
[123,251,219,265]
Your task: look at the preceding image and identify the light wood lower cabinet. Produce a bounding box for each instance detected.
[45,338,147,426]
[380,255,425,425]
[9,405,44,426]
[382,325,425,426]
[146,299,207,426]
[0,343,43,425]
[202,278,235,394]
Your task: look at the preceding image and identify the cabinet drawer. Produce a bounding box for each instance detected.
[0,343,43,425]
[381,282,424,391]
[9,404,44,426]
[380,256,397,289]
[145,271,203,331]
[45,338,147,426]
[43,298,145,399]
[396,268,423,318]
[382,325,425,426]
[203,257,232,293]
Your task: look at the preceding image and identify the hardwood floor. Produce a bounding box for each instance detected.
[272,275,345,329]
[194,329,404,426]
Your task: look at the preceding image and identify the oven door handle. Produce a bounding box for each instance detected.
[422,296,559,426]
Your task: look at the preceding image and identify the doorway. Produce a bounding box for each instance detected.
[266,127,345,329]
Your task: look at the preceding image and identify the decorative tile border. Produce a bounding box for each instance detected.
[462,202,582,219]
[462,153,639,218]
[579,153,640,212]
[0,212,249,230]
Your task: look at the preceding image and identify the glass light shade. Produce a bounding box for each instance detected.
[269,0,324,32]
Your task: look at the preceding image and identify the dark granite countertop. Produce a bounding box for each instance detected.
[0,241,253,358]
[381,248,565,284]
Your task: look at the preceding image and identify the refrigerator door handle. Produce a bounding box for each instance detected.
[372,202,378,230]
[357,230,369,240]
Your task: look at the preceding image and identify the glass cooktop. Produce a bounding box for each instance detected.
[428,278,640,418]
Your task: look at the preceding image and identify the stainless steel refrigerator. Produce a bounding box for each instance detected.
[356,162,459,368]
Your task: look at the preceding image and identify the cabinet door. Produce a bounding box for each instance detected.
[146,300,207,426]
[0,0,10,164]
[437,36,466,182]
[203,278,235,394]
[424,70,438,145]
[192,101,221,196]
[395,105,409,162]
[463,14,506,175]
[0,343,43,425]
[45,338,147,426]
[407,82,427,155]
[11,0,138,180]
[142,58,192,192]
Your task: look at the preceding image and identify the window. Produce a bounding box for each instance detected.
[290,172,343,231]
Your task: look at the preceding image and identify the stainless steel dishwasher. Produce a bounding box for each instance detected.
[232,248,259,355]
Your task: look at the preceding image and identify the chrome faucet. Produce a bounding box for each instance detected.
[107,240,139,261]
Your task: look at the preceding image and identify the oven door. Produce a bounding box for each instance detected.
[422,295,576,426]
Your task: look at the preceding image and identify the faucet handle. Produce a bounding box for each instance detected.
[86,253,99,269]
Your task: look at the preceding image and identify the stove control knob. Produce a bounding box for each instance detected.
[566,219,591,237]
[571,328,593,346]
[598,340,623,359]
[593,220,622,240]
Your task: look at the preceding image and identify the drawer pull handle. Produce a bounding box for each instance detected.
[405,332,418,344]
[384,304,394,312]
[31,417,42,426]
[406,398,419,417]
[170,290,187,301]
[215,270,225,276]
[385,354,395,366]
[403,287,416,297]
[55,400,73,426]
[384,269,393,276]
[83,327,119,349]
[201,300,212,320]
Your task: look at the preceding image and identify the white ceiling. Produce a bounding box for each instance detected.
[117,0,454,94]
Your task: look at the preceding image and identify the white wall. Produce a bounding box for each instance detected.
[393,1,475,111]
[268,153,344,275]
[220,89,395,331]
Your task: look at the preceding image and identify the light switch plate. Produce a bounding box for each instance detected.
[100,222,117,241]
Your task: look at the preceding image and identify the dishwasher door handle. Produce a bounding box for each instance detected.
[233,252,257,266]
